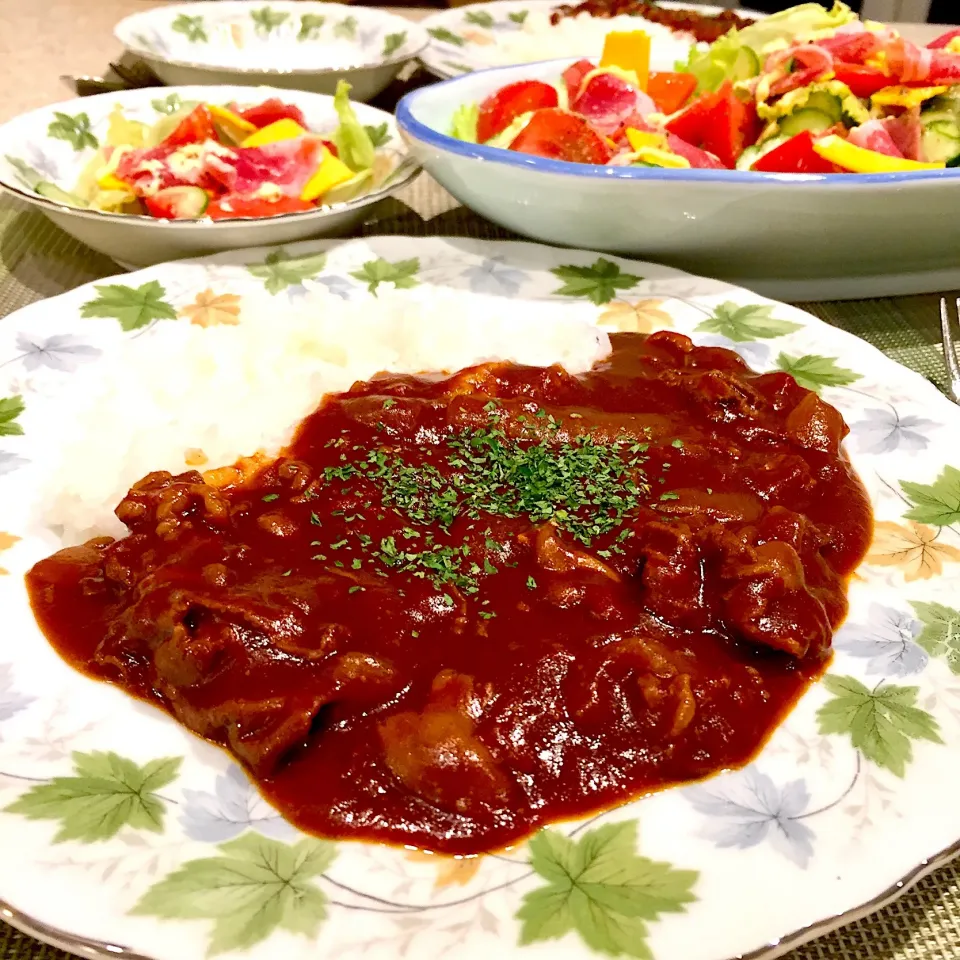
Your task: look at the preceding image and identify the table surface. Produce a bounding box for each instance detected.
[2,3,960,960]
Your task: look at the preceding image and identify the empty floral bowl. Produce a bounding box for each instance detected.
[0,85,420,268]
[116,1,429,102]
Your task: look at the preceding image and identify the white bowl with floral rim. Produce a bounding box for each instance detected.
[0,85,420,268]
[116,1,429,102]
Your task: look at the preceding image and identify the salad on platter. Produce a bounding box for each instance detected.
[451,1,960,174]
[38,82,393,220]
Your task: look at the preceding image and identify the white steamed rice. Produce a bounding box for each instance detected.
[474,11,700,69]
[40,285,610,544]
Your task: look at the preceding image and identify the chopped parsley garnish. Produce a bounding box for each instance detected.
[262,493,279,502]
[526,575,537,589]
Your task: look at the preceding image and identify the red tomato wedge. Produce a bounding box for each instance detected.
[647,72,698,115]
[163,105,219,147]
[205,195,316,220]
[666,83,758,169]
[750,132,844,174]
[239,98,308,130]
[561,59,595,101]
[477,81,559,143]
[928,27,960,50]
[831,65,894,99]
[508,108,613,164]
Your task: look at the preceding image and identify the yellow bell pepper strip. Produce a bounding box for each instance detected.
[599,31,650,91]
[813,135,946,173]
[300,148,356,202]
[624,129,688,167]
[95,147,135,196]
[871,85,948,109]
[625,128,669,152]
[208,104,256,133]
[635,146,690,168]
[208,104,257,145]
[241,118,308,149]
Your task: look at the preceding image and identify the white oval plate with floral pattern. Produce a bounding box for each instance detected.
[1,237,959,960]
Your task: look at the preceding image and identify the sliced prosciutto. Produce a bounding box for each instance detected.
[572,72,657,137]
[846,120,905,158]
[763,45,835,99]
[204,138,327,198]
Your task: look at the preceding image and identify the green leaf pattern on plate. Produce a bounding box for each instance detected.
[428,26,466,46]
[79,280,177,331]
[47,112,98,152]
[382,30,407,57]
[171,13,207,43]
[133,833,335,957]
[364,122,392,148]
[695,302,802,342]
[509,10,530,23]
[350,257,420,295]
[298,13,325,41]
[4,155,40,190]
[250,6,289,36]
[817,675,943,777]
[151,93,187,115]
[247,248,329,295]
[775,353,862,393]
[518,821,698,959]
[912,601,960,673]
[334,16,358,40]
[0,396,25,437]
[901,466,960,527]
[465,10,495,27]
[551,258,643,305]
[4,752,182,843]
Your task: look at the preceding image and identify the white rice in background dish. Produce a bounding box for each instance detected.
[475,12,701,68]
[38,286,611,544]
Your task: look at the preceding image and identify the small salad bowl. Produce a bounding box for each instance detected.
[397,57,960,302]
[0,84,420,268]
[115,1,429,103]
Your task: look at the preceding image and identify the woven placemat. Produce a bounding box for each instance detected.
[1,176,959,960]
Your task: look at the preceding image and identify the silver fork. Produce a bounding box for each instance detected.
[939,297,960,403]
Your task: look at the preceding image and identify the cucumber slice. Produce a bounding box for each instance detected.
[728,46,761,84]
[804,91,843,123]
[778,108,836,138]
[151,185,209,219]
[35,181,89,208]
[323,169,373,205]
[922,120,960,163]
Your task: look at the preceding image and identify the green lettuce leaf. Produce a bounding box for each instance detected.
[331,80,376,171]
[757,79,870,125]
[681,2,857,93]
[450,102,479,142]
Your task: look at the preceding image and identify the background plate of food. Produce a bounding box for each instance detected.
[115,1,429,102]
[419,0,764,79]
[0,235,959,960]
